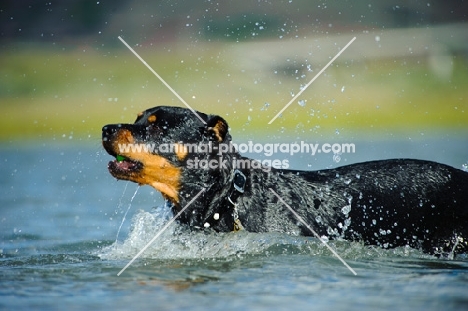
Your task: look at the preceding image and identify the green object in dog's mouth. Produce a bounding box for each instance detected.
[109,154,142,174]
[116,154,126,162]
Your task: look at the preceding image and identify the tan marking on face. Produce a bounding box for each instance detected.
[137,111,144,117]
[174,143,188,161]
[111,129,180,203]
[210,120,227,142]
[115,129,135,145]
[147,115,157,123]
[134,153,181,203]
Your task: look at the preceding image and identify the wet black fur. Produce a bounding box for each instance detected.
[103,106,468,256]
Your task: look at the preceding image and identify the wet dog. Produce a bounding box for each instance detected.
[102,106,468,256]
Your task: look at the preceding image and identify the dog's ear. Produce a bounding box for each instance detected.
[204,115,229,142]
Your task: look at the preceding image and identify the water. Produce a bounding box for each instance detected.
[1,137,468,310]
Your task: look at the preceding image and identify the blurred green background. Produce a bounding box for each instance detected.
[1,0,467,142]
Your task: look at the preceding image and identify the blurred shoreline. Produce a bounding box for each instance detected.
[1,2,467,142]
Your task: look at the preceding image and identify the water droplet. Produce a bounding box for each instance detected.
[298,99,306,107]
[260,102,270,111]
[341,205,351,215]
[462,163,468,172]
[344,218,351,227]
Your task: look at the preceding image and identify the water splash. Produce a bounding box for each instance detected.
[115,185,140,243]
[113,181,128,225]
[99,205,434,262]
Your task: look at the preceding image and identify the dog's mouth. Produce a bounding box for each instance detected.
[102,126,182,203]
[108,154,143,177]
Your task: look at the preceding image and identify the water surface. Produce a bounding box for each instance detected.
[1,137,467,310]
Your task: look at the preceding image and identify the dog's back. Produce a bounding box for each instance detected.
[307,159,468,254]
[233,159,468,255]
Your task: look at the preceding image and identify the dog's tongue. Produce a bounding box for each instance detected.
[115,155,136,170]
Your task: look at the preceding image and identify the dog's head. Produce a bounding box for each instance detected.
[102,106,233,207]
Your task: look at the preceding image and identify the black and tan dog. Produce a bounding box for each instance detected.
[102,106,468,256]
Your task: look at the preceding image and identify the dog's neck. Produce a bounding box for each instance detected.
[201,168,247,231]
[166,151,249,231]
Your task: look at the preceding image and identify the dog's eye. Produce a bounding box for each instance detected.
[146,123,158,131]
[145,123,165,136]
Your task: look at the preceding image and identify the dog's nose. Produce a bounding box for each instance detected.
[102,124,122,154]
[102,124,120,140]
[102,124,122,133]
